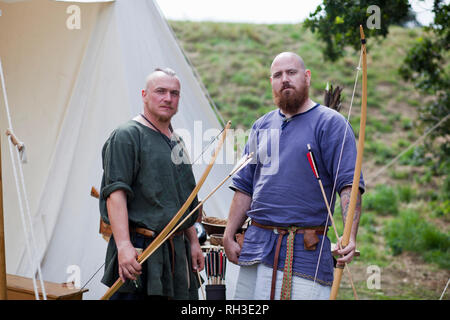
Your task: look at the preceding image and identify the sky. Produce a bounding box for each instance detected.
[155,0,437,26]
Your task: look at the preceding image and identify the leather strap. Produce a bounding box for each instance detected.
[99,218,156,239]
[271,233,284,300]
[251,221,325,234]
[167,231,184,275]
[101,219,183,276]
[134,227,155,238]
[132,228,183,276]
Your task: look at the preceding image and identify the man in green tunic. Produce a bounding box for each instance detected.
[99,68,204,299]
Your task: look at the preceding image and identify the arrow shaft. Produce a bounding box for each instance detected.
[308,146,358,299]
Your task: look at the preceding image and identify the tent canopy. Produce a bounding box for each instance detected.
[0,0,237,299]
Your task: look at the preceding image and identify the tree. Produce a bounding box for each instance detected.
[399,0,449,150]
[304,0,414,61]
[305,0,450,214]
[305,0,449,166]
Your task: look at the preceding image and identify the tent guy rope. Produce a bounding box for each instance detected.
[0,57,47,300]
[0,135,6,299]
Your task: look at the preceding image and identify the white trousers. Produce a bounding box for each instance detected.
[234,263,331,300]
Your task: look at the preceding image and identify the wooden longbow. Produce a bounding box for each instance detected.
[329,25,367,300]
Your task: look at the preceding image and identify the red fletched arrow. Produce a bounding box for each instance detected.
[307,144,320,179]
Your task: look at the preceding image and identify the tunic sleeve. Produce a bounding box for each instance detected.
[318,113,365,195]
[229,130,257,196]
[100,127,140,201]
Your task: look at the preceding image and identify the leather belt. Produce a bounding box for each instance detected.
[130,227,184,276]
[133,226,155,238]
[100,219,183,276]
[251,221,326,300]
[99,219,157,239]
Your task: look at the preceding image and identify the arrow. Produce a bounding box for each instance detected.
[307,144,358,299]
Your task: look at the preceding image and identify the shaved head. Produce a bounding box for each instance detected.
[141,67,181,124]
[145,68,180,91]
[270,51,312,115]
[271,52,306,75]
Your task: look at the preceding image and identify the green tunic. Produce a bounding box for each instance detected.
[99,120,200,299]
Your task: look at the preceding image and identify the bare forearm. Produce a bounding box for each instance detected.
[185,224,204,271]
[107,190,142,281]
[185,225,200,245]
[339,186,362,242]
[224,191,251,241]
[106,190,131,247]
[223,190,252,264]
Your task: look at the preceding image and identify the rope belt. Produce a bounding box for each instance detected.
[251,221,326,300]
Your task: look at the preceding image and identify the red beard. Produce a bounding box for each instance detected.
[273,84,309,115]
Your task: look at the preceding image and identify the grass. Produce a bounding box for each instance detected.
[384,209,450,269]
[364,185,399,215]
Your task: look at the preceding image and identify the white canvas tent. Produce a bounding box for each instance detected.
[0,0,239,299]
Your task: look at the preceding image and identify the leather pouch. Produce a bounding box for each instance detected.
[303,229,319,250]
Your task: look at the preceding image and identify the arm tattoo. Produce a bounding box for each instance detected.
[340,187,362,226]
[340,188,351,222]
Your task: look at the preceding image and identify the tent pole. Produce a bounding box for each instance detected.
[0,137,7,299]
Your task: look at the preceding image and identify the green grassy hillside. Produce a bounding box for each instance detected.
[169,21,449,300]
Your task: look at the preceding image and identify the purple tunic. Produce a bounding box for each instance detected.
[230,104,365,286]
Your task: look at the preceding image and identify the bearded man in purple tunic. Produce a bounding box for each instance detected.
[223,52,364,300]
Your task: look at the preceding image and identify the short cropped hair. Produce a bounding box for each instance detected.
[144,67,179,90]
[154,67,177,77]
